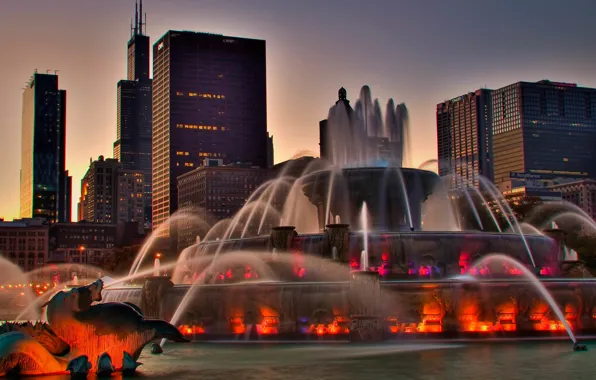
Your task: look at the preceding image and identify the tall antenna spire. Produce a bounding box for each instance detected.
[130,18,133,38]
[134,0,139,36]
[139,0,144,35]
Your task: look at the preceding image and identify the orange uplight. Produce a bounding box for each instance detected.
[315,324,326,336]
[499,323,517,332]
[534,320,566,332]
[385,316,399,334]
[155,253,162,258]
[327,317,350,335]
[257,316,279,335]
[495,314,516,332]
[459,314,476,322]
[230,316,246,334]
[418,324,442,333]
[417,314,442,333]
[467,322,493,332]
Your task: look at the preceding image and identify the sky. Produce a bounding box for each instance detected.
[0,0,595,221]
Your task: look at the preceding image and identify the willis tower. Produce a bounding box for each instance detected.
[113,0,153,225]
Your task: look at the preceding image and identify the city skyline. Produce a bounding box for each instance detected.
[1,0,596,220]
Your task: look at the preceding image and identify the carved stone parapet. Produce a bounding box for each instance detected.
[269,226,297,252]
[140,276,174,320]
[325,224,350,262]
[348,271,383,342]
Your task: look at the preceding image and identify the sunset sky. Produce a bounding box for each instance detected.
[0,0,595,221]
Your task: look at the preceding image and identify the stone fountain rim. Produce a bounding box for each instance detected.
[325,223,350,228]
[272,226,297,231]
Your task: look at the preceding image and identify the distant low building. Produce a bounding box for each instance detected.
[177,159,270,250]
[48,222,117,280]
[550,179,596,221]
[0,218,49,273]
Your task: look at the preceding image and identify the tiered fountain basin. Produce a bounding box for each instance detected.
[103,276,596,341]
[101,166,594,343]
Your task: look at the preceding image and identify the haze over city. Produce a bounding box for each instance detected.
[0,0,595,220]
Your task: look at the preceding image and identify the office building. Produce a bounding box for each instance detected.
[78,156,144,230]
[436,89,493,186]
[19,72,72,224]
[492,80,596,187]
[177,159,270,249]
[152,30,268,232]
[0,218,49,272]
[113,0,153,225]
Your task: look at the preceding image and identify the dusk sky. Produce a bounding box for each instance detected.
[0,0,595,221]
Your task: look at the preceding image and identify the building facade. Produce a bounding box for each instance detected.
[113,0,153,226]
[0,218,49,272]
[492,80,596,186]
[20,72,72,223]
[78,156,144,230]
[177,159,270,249]
[436,89,493,186]
[152,30,268,233]
[550,179,596,221]
[48,222,117,274]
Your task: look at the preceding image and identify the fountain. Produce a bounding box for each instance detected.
[2,85,594,377]
[82,86,596,349]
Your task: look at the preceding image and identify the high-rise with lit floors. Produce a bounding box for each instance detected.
[113,0,152,226]
[78,156,144,231]
[152,31,268,233]
[436,89,493,187]
[20,72,72,223]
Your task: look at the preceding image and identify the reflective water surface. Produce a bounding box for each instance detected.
[30,341,595,380]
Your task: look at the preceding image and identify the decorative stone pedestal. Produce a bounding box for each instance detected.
[325,224,350,261]
[269,226,297,252]
[140,276,174,320]
[348,271,383,342]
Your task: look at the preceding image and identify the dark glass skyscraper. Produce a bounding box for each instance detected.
[113,0,152,225]
[20,72,72,223]
[492,80,596,185]
[436,89,493,186]
[152,31,268,230]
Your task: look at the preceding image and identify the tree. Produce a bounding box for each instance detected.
[507,196,543,222]
[96,246,139,276]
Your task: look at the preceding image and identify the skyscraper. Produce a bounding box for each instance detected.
[113,0,152,226]
[492,80,596,186]
[152,31,268,231]
[20,72,72,223]
[78,156,144,230]
[436,89,493,186]
[438,80,596,199]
